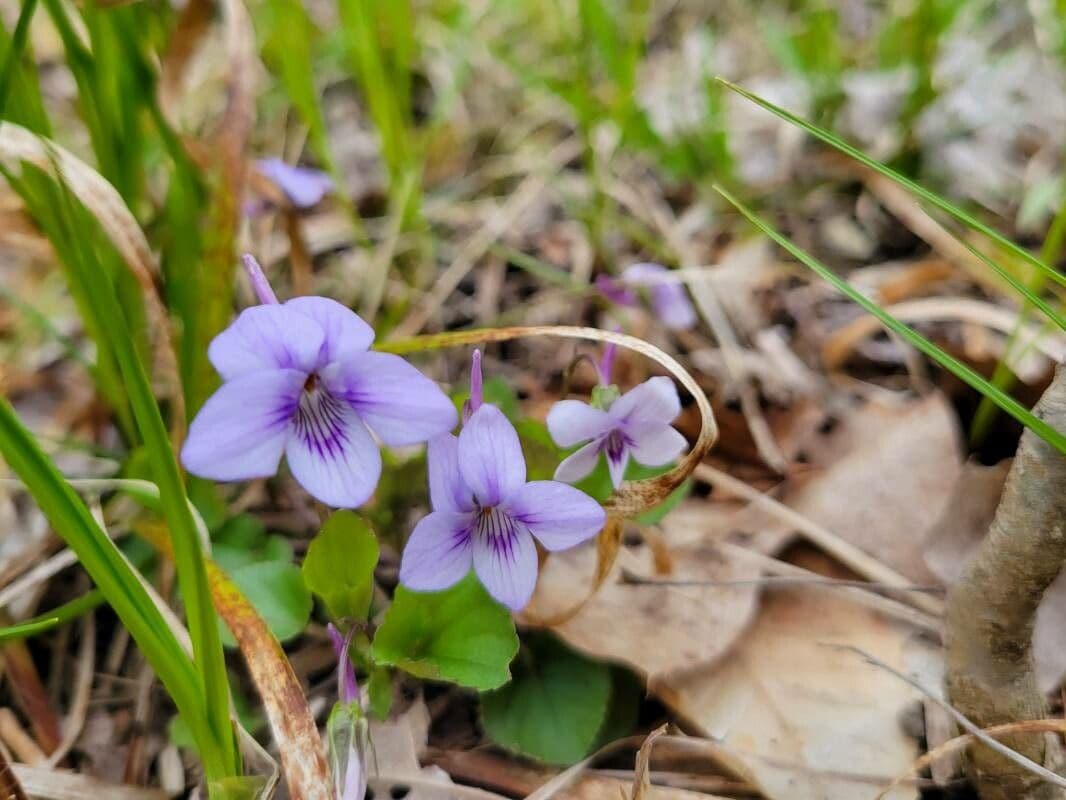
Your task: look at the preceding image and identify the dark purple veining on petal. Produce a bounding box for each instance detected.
[292,383,351,459]
[474,505,521,561]
[602,429,631,465]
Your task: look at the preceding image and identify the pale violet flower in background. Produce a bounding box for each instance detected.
[596,262,697,330]
[180,255,457,508]
[255,158,334,209]
[548,369,688,489]
[327,624,367,800]
[399,351,606,610]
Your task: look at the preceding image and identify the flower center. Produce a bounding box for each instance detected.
[293,383,349,458]
[604,429,629,461]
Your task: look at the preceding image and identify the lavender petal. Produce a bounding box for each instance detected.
[621,263,697,330]
[546,399,611,448]
[327,623,360,705]
[284,296,375,365]
[472,516,538,611]
[257,158,333,209]
[503,481,605,552]
[398,510,475,592]
[606,442,630,489]
[457,404,526,507]
[427,434,476,513]
[208,304,326,381]
[285,393,381,508]
[241,254,279,305]
[608,376,681,428]
[553,440,603,485]
[324,351,457,446]
[628,422,688,467]
[181,370,304,481]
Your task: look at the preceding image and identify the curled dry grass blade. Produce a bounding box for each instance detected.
[379,325,717,515]
[0,122,184,429]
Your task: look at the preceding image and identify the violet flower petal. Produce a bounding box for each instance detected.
[627,422,688,466]
[457,405,525,507]
[553,439,603,484]
[284,296,375,365]
[181,370,305,480]
[472,519,538,610]
[398,510,475,592]
[621,263,697,331]
[609,376,681,428]
[427,435,476,513]
[503,480,606,552]
[546,400,611,448]
[606,443,630,489]
[208,304,326,380]
[285,397,382,508]
[324,352,458,446]
[596,274,639,307]
[257,158,333,209]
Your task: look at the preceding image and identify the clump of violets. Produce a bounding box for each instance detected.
[180,255,457,508]
[326,624,367,800]
[596,262,697,331]
[547,343,687,489]
[255,158,333,209]
[399,351,606,610]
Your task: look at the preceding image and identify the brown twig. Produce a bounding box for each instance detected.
[945,365,1066,799]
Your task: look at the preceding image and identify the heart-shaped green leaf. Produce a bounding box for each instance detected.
[372,574,518,690]
[302,511,380,620]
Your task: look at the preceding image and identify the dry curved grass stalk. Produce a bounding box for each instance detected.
[877,719,1066,799]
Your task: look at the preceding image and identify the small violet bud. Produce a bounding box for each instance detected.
[180,254,458,509]
[398,352,606,611]
[327,623,360,705]
[461,349,483,424]
[547,375,688,490]
[241,254,279,306]
[326,624,367,800]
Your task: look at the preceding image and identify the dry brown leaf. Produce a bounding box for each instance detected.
[523,511,761,681]
[922,459,1011,585]
[367,700,456,800]
[750,392,962,582]
[656,552,938,800]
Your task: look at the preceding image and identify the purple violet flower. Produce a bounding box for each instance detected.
[399,351,606,611]
[597,263,697,331]
[180,255,458,508]
[256,158,334,209]
[326,624,367,800]
[547,375,688,489]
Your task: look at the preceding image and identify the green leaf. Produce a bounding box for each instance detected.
[222,562,312,646]
[594,667,643,747]
[714,184,1066,456]
[716,77,1066,291]
[302,511,380,620]
[481,635,612,765]
[372,575,518,690]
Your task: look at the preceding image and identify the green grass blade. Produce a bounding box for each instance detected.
[0,617,60,642]
[46,181,239,779]
[0,590,103,642]
[716,78,1066,291]
[714,184,1066,455]
[0,0,38,117]
[0,401,215,752]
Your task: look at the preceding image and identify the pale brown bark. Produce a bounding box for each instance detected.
[946,366,1066,800]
